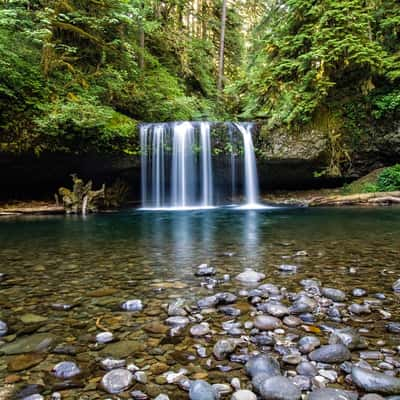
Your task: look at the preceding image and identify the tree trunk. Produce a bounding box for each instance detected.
[217,0,227,93]
[139,2,145,70]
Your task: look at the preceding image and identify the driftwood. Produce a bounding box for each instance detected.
[58,174,105,214]
[308,191,400,207]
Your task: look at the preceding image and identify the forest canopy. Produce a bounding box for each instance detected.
[0,0,399,155]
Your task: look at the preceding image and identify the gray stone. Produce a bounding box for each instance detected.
[100,357,126,370]
[213,339,237,360]
[254,315,282,331]
[96,331,114,344]
[165,316,189,328]
[278,264,297,273]
[121,299,143,311]
[298,336,320,354]
[352,366,400,395]
[52,361,81,379]
[231,390,257,400]
[197,295,219,309]
[189,380,217,400]
[195,264,216,276]
[329,327,367,350]
[154,395,170,400]
[392,279,400,292]
[0,320,8,337]
[190,323,210,337]
[322,287,346,302]
[308,388,359,400]
[236,269,265,283]
[309,344,351,363]
[262,302,289,317]
[360,395,385,400]
[0,333,56,355]
[101,368,134,394]
[386,322,400,333]
[245,354,281,378]
[259,376,301,400]
[296,361,317,377]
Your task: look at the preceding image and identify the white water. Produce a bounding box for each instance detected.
[234,123,260,207]
[140,122,262,210]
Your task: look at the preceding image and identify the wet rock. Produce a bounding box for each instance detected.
[19,313,48,324]
[168,299,187,316]
[386,322,400,333]
[213,384,232,397]
[352,366,400,395]
[0,320,8,337]
[134,371,147,384]
[292,375,311,390]
[52,361,81,379]
[278,264,297,273]
[196,264,216,276]
[329,327,367,350]
[197,295,219,309]
[121,299,143,311]
[259,376,301,400]
[251,333,275,346]
[245,354,281,378]
[359,351,383,360]
[165,316,190,328]
[22,395,44,400]
[254,315,282,331]
[309,344,351,363]
[213,339,237,360]
[216,292,238,304]
[0,333,56,355]
[321,287,346,302]
[99,340,145,358]
[296,361,317,377]
[352,288,367,297]
[236,269,265,283]
[100,357,126,370]
[131,390,149,399]
[189,380,217,400]
[8,353,46,372]
[392,279,400,292]
[298,336,320,354]
[231,390,257,400]
[190,322,210,337]
[360,395,385,400]
[14,384,44,399]
[219,306,241,317]
[282,354,302,365]
[143,322,169,334]
[154,395,170,400]
[101,368,134,394]
[283,315,302,327]
[260,302,289,317]
[96,331,114,344]
[308,388,359,400]
[348,303,371,315]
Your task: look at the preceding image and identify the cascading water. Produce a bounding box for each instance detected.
[140,122,262,209]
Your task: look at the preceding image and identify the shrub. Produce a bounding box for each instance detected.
[377,164,400,192]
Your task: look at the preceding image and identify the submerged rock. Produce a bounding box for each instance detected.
[189,380,217,400]
[0,333,56,355]
[101,368,134,394]
[96,332,114,344]
[309,344,351,363]
[190,323,210,337]
[231,390,257,400]
[259,376,301,400]
[213,339,237,360]
[8,353,46,372]
[0,320,8,337]
[52,361,81,379]
[308,388,359,400]
[236,269,265,283]
[329,327,366,350]
[352,366,400,395]
[121,299,143,311]
[254,315,282,331]
[245,354,281,378]
[321,287,346,302]
[196,264,216,276]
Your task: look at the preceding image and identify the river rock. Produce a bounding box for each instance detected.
[197,295,219,309]
[329,327,367,350]
[52,361,81,379]
[100,357,126,370]
[196,264,216,276]
[245,354,281,378]
[100,340,146,358]
[308,388,359,400]
[259,376,301,400]
[298,336,320,354]
[168,299,187,316]
[216,292,237,304]
[260,302,289,317]
[165,316,190,328]
[321,287,346,302]
[213,339,237,360]
[8,353,46,372]
[19,313,48,324]
[309,344,351,363]
[386,322,400,333]
[101,368,134,394]
[254,315,282,331]
[360,395,385,400]
[392,279,400,292]
[121,299,143,311]
[278,264,297,273]
[231,390,257,400]
[0,320,8,336]
[0,333,56,355]
[296,361,317,377]
[96,332,114,344]
[189,380,217,400]
[236,269,265,283]
[352,366,400,394]
[190,323,210,337]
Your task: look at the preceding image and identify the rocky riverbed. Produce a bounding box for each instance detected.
[1,208,400,399]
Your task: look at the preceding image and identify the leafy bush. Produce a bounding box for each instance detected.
[377,164,400,192]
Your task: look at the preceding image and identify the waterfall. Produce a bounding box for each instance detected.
[234,123,260,207]
[140,121,261,209]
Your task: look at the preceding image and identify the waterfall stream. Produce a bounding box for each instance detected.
[140,122,262,209]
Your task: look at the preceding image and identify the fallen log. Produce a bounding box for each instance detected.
[308,191,400,207]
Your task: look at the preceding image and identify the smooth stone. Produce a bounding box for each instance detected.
[245,354,281,378]
[236,269,265,283]
[190,322,210,337]
[353,288,367,297]
[196,264,216,276]
[130,390,148,399]
[96,331,114,344]
[259,376,301,400]
[213,339,237,360]
[100,357,126,370]
[22,396,44,400]
[231,390,257,400]
[352,366,400,395]
[349,303,371,314]
[154,395,170,400]
[283,316,302,327]
[254,315,282,331]
[282,354,302,365]
[308,388,359,400]
[309,344,351,363]
[8,353,46,372]
[296,361,318,377]
[134,371,147,384]
[392,279,400,292]
[15,384,44,399]
[292,375,311,390]
[386,322,400,333]
[321,287,346,302]
[100,340,145,358]
[52,361,81,379]
[189,380,217,400]
[0,333,56,355]
[19,313,48,324]
[216,292,237,304]
[360,395,385,400]
[329,327,366,350]
[168,299,187,316]
[197,295,219,309]
[101,368,134,394]
[278,264,297,273]
[261,302,289,317]
[0,320,8,336]
[165,316,190,327]
[121,299,143,311]
[298,336,320,354]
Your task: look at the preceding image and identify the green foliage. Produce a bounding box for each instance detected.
[377,164,400,192]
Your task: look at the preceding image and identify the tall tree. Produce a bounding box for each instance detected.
[217,0,227,93]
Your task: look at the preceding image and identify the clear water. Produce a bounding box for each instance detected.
[1,207,400,397]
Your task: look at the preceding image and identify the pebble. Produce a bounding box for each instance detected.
[308,388,358,400]
[278,264,297,273]
[309,344,351,363]
[121,299,143,311]
[96,332,114,344]
[259,375,301,400]
[0,320,8,337]
[100,357,126,370]
[236,269,266,283]
[322,287,346,302]
[392,279,400,292]
[245,354,281,378]
[52,361,81,379]
[195,264,216,276]
[190,322,210,336]
[298,336,320,354]
[231,390,257,400]
[189,380,217,400]
[213,339,237,360]
[101,368,134,394]
[254,315,282,330]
